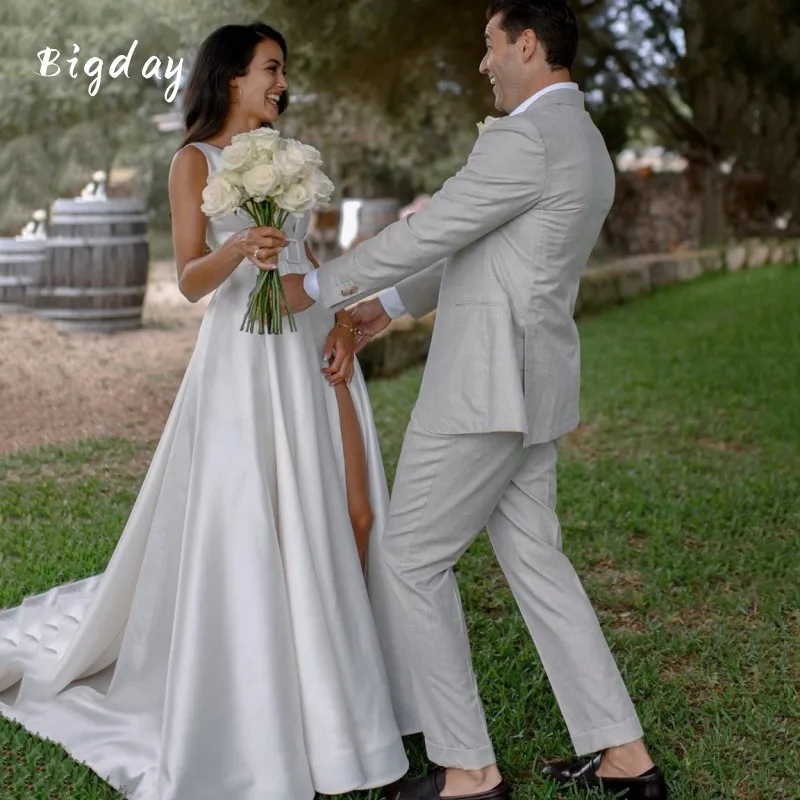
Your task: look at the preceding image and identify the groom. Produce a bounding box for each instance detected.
[283,1,668,798]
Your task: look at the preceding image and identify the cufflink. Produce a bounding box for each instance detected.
[340,284,358,297]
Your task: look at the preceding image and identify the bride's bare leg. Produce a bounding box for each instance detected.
[334,382,373,571]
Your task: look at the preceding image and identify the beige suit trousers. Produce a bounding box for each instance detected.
[380,414,644,768]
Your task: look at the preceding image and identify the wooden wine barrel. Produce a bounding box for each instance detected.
[308,207,342,261]
[0,238,46,314]
[350,198,400,248]
[33,198,150,333]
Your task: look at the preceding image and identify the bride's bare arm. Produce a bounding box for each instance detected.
[168,146,288,303]
[305,245,372,568]
[305,241,358,384]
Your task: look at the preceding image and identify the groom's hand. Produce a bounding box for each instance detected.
[350,297,391,353]
[281,274,315,315]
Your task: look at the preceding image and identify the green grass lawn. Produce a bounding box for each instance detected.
[2,264,799,799]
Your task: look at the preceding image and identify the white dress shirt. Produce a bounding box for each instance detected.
[303,81,580,316]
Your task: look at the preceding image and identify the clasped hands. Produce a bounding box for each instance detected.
[279,274,392,357]
[319,304,390,386]
[223,228,395,385]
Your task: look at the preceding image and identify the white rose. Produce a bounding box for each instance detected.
[273,139,322,182]
[296,142,323,167]
[276,182,315,216]
[220,138,255,171]
[303,169,335,204]
[218,168,244,188]
[92,170,107,181]
[242,163,280,199]
[248,148,276,169]
[32,209,47,222]
[476,116,500,134]
[248,127,281,154]
[201,175,240,219]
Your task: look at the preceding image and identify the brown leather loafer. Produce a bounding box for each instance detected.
[542,753,668,799]
[385,766,512,800]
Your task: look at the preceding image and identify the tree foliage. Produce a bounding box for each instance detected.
[263,0,620,198]
[0,0,181,232]
[2,0,798,239]
[579,0,800,239]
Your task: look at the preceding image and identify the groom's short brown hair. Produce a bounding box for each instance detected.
[486,0,579,70]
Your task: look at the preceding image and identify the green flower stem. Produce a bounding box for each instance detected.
[238,199,297,336]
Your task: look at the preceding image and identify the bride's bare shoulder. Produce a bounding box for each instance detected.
[171,143,209,169]
[169,145,210,202]
[170,145,209,183]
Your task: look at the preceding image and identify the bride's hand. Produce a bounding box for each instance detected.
[322,315,357,386]
[227,226,288,270]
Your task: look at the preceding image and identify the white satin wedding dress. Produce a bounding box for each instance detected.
[0,142,419,799]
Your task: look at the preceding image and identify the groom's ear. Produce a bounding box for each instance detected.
[518,28,539,62]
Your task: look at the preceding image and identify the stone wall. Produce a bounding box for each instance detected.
[604,172,700,255]
[357,238,799,381]
[603,171,780,256]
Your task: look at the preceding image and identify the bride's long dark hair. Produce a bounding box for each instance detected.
[180,22,290,148]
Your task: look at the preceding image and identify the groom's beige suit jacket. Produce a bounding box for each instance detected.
[318,88,615,446]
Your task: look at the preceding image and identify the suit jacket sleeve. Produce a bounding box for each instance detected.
[317,116,546,310]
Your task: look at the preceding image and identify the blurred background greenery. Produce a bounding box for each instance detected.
[1,0,799,246]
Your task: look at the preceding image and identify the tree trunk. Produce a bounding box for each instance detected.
[687,155,728,247]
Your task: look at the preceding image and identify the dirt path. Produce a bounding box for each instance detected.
[0,261,209,455]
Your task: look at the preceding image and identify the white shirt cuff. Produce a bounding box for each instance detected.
[379,287,407,319]
[303,270,322,302]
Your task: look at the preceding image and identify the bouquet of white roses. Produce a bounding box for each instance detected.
[201,128,335,334]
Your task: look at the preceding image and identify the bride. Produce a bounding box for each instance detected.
[0,21,418,800]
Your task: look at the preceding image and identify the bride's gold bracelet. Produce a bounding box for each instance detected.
[336,320,356,336]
